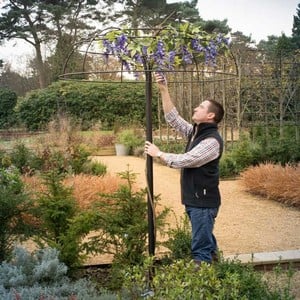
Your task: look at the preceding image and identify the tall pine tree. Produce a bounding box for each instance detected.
[292,3,300,48]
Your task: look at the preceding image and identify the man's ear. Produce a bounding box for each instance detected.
[207,112,215,121]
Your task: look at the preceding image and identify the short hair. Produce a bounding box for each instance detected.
[207,99,224,124]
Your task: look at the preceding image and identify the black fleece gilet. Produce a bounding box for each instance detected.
[180,122,223,208]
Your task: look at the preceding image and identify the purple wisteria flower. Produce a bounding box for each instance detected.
[151,40,166,70]
[167,50,176,69]
[191,39,204,52]
[142,46,148,56]
[181,45,193,64]
[101,25,230,72]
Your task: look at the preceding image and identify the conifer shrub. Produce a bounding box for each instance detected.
[10,143,43,175]
[0,168,34,262]
[32,170,94,269]
[83,168,170,289]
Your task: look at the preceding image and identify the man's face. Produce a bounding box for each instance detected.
[192,100,215,124]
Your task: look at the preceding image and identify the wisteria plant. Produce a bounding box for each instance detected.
[100,22,230,75]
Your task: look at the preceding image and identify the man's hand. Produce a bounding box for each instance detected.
[144,141,162,157]
[154,72,167,86]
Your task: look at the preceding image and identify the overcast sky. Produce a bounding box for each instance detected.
[0,0,299,72]
[196,0,298,43]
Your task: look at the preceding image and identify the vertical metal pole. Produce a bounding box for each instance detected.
[144,66,155,256]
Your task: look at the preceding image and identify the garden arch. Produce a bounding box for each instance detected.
[59,24,237,257]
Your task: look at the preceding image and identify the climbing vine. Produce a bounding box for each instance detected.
[100,22,230,74]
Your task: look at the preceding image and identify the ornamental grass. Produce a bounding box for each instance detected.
[23,173,125,209]
[240,163,300,207]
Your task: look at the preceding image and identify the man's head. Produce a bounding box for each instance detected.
[192,99,224,124]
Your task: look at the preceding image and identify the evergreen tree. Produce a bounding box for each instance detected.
[0,0,106,88]
[292,3,300,48]
[276,33,295,57]
[101,0,203,28]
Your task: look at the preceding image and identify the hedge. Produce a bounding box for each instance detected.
[17,81,159,131]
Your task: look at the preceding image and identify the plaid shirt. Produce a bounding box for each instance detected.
[163,108,220,169]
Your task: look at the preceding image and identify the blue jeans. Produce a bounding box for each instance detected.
[185,206,219,263]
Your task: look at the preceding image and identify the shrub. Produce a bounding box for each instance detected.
[83,168,170,289]
[33,170,92,268]
[240,163,300,207]
[68,145,91,174]
[7,140,92,176]
[17,81,159,131]
[154,138,186,154]
[122,257,295,299]
[23,173,124,209]
[0,150,12,168]
[0,247,115,299]
[163,213,191,260]
[81,160,107,176]
[263,138,300,165]
[219,153,240,178]
[251,125,300,165]
[115,129,144,154]
[0,168,34,262]
[64,173,124,209]
[10,143,43,175]
[0,87,17,128]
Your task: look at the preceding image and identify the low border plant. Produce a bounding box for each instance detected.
[122,256,296,299]
[0,247,118,299]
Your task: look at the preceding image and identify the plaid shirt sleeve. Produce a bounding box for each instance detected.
[163,108,221,169]
[165,107,193,138]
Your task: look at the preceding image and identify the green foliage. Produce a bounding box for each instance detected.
[6,141,93,175]
[154,138,186,154]
[101,22,229,72]
[81,160,107,176]
[33,170,89,268]
[214,258,296,300]
[262,138,300,165]
[10,143,43,174]
[0,168,33,262]
[0,87,17,128]
[219,153,240,178]
[17,88,60,130]
[0,149,12,168]
[68,145,91,174]
[292,3,300,48]
[116,129,144,152]
[250,126,300,165]
[122,257,295,299]
[220,134,261,178]
[163,214,191,260]
[17,81,159,131]
[0,247,113,299]
[220,128,300,178]
[84,168,169,289]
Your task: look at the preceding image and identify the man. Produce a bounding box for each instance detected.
[144,73,224,264]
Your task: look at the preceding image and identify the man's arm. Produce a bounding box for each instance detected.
[154,73,174,114]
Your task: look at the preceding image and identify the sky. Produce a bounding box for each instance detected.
[196,0,298,43]
[0,0,299,72]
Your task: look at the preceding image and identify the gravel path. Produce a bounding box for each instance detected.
[91,155,300,262]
